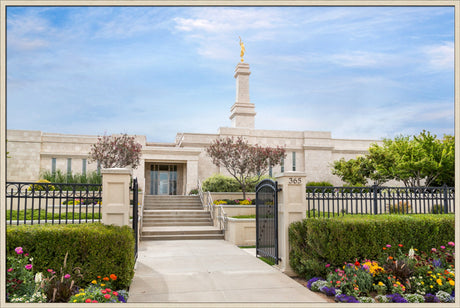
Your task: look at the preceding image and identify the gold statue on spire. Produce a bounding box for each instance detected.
[239,36,245,62]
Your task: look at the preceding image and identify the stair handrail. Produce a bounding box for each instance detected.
[197,180,227,231]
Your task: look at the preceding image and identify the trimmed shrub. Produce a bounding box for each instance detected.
[202,174,273,193]
[6,223,135,289]
[289,214,455,280]
[306,181,334,193]
[202,174,241,192]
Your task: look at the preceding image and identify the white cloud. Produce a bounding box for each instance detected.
[423,41,454,71]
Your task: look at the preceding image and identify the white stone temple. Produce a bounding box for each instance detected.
[6,60,381,195]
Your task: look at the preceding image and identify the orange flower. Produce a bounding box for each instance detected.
[103,277,109,281]
[97,276,101,279]
[110,274,117,281]
[383,247,387,250]
[388,256,393,260]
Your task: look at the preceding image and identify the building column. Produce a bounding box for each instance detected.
[275,171,307,275]
[185,160,198,195]
[101,168,131,226]
[230,62,256,129]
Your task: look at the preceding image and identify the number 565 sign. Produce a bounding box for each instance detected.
[288,177,302,185]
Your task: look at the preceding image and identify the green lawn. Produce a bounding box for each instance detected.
[6,210,101,221]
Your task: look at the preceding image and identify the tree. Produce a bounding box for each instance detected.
[331,130,455,187]
[89,134,142,169]
[206,136,286,199]
[331,156,368,186]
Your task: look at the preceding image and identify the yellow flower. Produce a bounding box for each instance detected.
[430,285,433,288]
[101,283,106,287]
[436,279,443,285]
[428,271,432,274]
[449,280,455,286]
[91,280,97,284]
[421,282,424,285]
[378,281,384,286]
[73,300,77,303]
[75,294,80,297]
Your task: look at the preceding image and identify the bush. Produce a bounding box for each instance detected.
[202,174,241,192]
[387,201,412,214]
[289,214,455,280]
[6,223,135,289]
[306,181,334,193]
[202,174,273,193]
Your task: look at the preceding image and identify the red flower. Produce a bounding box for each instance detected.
[104,294,111,299]
[101,290,107,294]
[85,298,92,303]
[398,244,403,247]
[105,288,112,293]
[354,260,360,266]
[113,291,118,296]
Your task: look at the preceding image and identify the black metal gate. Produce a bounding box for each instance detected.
[255,179,279,264]
[131,178,139,261]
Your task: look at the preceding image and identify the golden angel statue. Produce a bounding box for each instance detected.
[239,36,245,62]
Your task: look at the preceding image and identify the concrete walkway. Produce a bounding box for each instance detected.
[128,239,327,303]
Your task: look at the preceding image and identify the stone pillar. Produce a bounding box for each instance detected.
[186,159,198,195]
[101,168,132,226]
[276,171,307,275]
[230,62,256,129]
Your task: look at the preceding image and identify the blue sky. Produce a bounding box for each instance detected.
[6,6,455,142]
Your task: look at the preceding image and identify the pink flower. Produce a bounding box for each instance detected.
[92,300,98,303]
[440,246,446,249]
[25,253,29,257]
[64,274,71,279]
[47,269,54,273]
[431,248,437,252]
[15,247,23,255]
[325,264,331,268]
[448,242,455,247]
[112,291,118,296]
[25,264,32,270]
[7,268,13,272]
[101,290,107,294]
[104,294,111,299]
[386,244,391,248]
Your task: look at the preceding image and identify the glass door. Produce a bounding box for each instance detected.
[159,171,169,195]
[150,164,177,195]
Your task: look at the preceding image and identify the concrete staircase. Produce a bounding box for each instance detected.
[141,195,224,240]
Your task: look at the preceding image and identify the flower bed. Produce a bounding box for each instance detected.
[304,242,455,303]
[6,247,128,303]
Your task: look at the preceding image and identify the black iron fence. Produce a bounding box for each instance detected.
[6,182,102,225]
[306,185,455,218]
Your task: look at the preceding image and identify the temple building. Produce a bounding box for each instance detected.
[6,60,380,195]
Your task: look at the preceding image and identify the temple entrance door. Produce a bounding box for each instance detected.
[159,171,169,195]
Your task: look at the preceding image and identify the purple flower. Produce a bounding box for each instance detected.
[15,247,23,255]
[117,294,126,303]
[335,294,359,303]
[424,293,440,303]
[320,286,337,297]
[7,268,13,272]
[306,277,324,290]
[387,293,408,303]
[432,259,442,267]
[25,264,32,270]
[64,274,71,279]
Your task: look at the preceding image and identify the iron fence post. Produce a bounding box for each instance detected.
[373,183,378,214]
[443,184,448,214]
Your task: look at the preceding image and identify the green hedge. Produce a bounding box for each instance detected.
[202,174,273,192]
[6,223,135,289]
[289,214,455,280]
